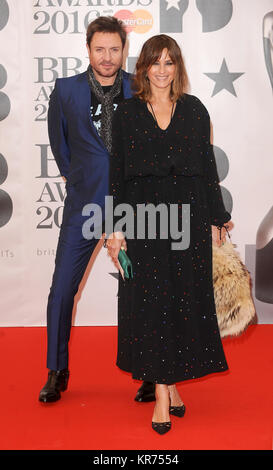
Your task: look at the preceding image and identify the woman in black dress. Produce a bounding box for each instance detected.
[106,35,232,434]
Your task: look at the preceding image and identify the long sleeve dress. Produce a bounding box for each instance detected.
[109,94,231,385]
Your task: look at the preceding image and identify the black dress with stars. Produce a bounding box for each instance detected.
[109,94,231,384]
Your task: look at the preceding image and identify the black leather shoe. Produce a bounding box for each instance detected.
[39,369,69,403]
[134,381,156,402]
[152,421,171,435]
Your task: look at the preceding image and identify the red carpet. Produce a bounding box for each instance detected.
[0,325,272,450]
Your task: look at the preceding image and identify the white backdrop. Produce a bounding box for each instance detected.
[0,0,272,326]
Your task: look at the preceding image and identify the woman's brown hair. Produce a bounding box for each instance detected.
[133,34,189,102]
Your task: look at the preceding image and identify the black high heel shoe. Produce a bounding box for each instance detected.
[169,404,186,417]
[135,381,156,402]
[152,393,172,435]
[151,421,171,435]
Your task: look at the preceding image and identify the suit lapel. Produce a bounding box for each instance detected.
[76,72,101,137]
[122,71,133,99]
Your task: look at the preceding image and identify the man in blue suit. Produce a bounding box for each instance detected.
[39,16,155,404]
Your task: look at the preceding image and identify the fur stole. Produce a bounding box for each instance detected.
[212,241,256,338]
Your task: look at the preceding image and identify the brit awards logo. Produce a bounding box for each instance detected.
[159,0,233,33]
[0,0,13,228]
[0,0,9,31]
[263,11,273,91]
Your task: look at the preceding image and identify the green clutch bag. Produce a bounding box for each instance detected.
[118,247,133,279]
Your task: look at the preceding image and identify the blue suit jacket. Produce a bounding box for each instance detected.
[48,70,133,216]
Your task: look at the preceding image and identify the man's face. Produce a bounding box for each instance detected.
[87,32,123,84]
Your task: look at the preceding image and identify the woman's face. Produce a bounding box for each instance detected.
[146,48,176,92]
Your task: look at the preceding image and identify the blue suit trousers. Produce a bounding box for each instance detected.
[46,206,100,371]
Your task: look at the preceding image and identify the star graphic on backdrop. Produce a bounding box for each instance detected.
[204,59,244,97]
[165,0,181,11]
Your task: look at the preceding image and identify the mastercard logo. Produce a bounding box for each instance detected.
[114,9,153,34]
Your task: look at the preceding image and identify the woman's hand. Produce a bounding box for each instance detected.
[106,232,127,268]
[212,220,234,247]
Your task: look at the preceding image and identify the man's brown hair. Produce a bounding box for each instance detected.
[86,16,127,49]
